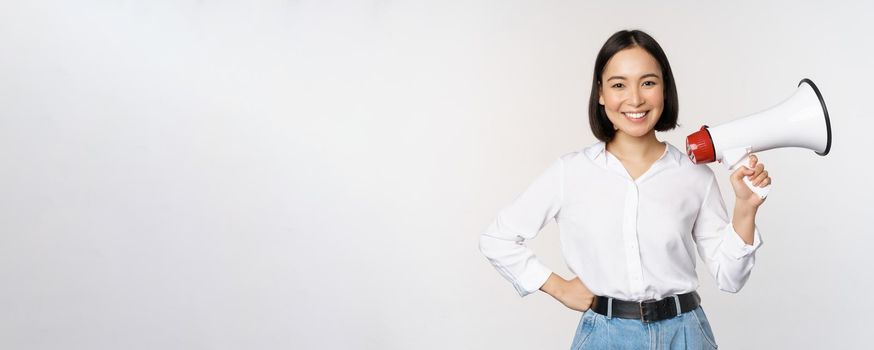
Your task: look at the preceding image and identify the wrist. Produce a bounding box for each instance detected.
[540,273,566,298]
[734,202,758,216]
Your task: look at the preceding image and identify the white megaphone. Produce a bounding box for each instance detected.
[686,78,832,200]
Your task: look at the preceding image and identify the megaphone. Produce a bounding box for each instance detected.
[686,78,832,199]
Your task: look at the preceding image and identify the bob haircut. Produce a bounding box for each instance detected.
[588,30,679,143]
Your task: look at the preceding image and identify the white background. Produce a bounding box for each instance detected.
[1,1,872,349]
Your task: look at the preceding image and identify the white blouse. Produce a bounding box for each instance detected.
[479,141,763,301]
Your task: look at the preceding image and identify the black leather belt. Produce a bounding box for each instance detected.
[590,291,701,323]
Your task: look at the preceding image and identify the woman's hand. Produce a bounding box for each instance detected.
[729,154,772,208]
[540,273,595,312]
[728,154,768,245]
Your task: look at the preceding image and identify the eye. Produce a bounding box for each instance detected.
[611,83,625,88]
[643,81,658,87]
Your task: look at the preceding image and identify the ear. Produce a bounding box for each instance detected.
[598,87,605,106]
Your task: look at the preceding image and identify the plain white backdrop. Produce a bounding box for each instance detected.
[1,0,873,349]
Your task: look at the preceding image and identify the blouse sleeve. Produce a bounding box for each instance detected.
[478,158,563,297]
[692,173,764,293]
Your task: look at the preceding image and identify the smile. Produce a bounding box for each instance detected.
[622,111,648,120]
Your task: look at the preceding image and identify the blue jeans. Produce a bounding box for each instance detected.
[571,306,719,349]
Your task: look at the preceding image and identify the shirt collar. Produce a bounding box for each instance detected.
[584,141,683,169]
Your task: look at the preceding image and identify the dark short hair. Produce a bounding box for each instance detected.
[588,30,679,143]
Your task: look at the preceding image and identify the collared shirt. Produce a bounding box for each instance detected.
[479,141,763,301]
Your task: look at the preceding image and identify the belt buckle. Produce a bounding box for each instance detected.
[639,299,657,323]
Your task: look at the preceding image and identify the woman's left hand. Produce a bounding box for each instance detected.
[729,154,771,208]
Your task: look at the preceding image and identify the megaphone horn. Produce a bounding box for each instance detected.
[686,78,832,199]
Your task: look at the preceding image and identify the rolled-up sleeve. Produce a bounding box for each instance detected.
[479,158,563,297]
[692,174,764,293]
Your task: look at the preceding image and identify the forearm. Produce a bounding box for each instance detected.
[732,203,758,245]
[479,233,552,297]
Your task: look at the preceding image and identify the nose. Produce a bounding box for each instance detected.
[628,87,645,107]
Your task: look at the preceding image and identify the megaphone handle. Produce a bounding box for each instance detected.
[742,172,771,200]
[731,154,771,200]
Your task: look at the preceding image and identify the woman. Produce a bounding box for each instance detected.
[478,29,770,349]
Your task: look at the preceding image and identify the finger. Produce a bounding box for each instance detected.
[748,163,765,179]
[753,170,769,185]
[733,165,753,180]
[753,171,769,186]
[749,154,758,168]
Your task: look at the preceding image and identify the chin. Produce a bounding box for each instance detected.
[614,129,655,139]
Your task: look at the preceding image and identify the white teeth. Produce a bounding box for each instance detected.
[623,111,647,119]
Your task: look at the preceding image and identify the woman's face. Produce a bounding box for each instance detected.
[599,46,665,139]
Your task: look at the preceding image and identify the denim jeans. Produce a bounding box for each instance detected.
[571,305,718,349]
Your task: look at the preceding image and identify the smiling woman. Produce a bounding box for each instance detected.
[601,58,663,129]
[479,29,773,350]
[589,31,679,144]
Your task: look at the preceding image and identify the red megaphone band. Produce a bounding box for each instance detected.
[686,126,716,164]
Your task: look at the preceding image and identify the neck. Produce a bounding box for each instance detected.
[606,131,664,161]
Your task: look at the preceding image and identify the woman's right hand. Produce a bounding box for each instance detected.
[540,273,596,312]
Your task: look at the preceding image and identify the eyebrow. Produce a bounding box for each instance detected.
[606,73,661,81]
